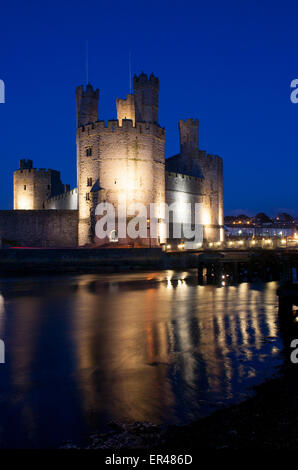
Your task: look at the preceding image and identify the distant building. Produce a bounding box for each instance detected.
[224,213,297,239]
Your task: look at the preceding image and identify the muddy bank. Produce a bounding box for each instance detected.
[72,359,298,450]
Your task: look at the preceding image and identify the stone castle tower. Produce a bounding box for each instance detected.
[12,71,224,249]
[76,73,166,246]
[14,159,68,210]
[166,118,224,243]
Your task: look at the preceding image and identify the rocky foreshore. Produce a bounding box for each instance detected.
[62,356,298,450]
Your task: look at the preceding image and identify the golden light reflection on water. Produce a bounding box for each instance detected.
[0,273,283,447]
[68,273,282,426]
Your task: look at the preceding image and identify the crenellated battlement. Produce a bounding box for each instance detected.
[44,187,78,210]
[133,72,159,89]
[77,84,99,99]
[8,70,223,248]
[74,72,223,246]
[77,119,165,138]
[76,84,99,127]
[19,159,33,170]
[166,170,203,182]
[14,163,68,210]
[15,167,61,176]
[116,94,135,126]
[46,188,78,202]
[198,150,222,165]
[133,73,159,123]
[180,118,199,126]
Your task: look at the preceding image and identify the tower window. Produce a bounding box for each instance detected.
[87,178,92,187]
[24,185,26,190]
[48,184,51,190]
[86,193,90,201]
[86,147,92,157]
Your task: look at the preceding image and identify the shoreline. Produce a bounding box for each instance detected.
[77,314,298,452]
[77,360,298,450]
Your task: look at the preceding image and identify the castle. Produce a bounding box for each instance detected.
[10,73,224,248]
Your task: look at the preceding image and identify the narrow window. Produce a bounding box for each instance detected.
[24,185,26,190]
[86,193,90,201]
[87,178,92,187]
[86,147,92,157]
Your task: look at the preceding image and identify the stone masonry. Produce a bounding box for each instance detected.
[10,72,224,248]
[76,73,165,246]
[14,159,69,210]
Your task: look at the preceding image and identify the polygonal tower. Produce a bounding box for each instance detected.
[133,73,159,123]
[14,159,66,210]
[76,74,166,247]
[179,118,199,155]
[76,84,99,127]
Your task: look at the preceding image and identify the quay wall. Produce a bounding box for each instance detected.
[0,248,199,275]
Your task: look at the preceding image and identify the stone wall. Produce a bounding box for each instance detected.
[116,94,135,126]
[165,171,204,248]
[76,121,165,247]
[76,84,99,127]
[76,75,165,247]
[0,210,78,247]
[44,188,78,210]
[133,73,159,123]
[166,118,224,243]
[75,76,223,248]
[14,163,67,210]
[198,150,224,242]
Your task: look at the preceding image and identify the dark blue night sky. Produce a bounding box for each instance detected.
[0,0,297,216]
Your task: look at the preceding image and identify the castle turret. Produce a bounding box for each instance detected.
[116,94,135,126]
[19,159,33,170]
[179,118,199,155]
[76,84,99,127]
[14,160,67,210]
[76,73,165,246]
[133,73,159,123]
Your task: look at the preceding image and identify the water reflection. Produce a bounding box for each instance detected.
[0,272,283,448]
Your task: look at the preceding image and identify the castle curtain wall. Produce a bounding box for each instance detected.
[44,189,78,210]
[0,210,78,247]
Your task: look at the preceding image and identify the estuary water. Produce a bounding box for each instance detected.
[0,271,283,448]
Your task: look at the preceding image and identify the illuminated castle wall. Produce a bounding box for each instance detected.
[76,74,165,247]
[166,119,224,244]
[12,72,224,248]
[14,159,69,210]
